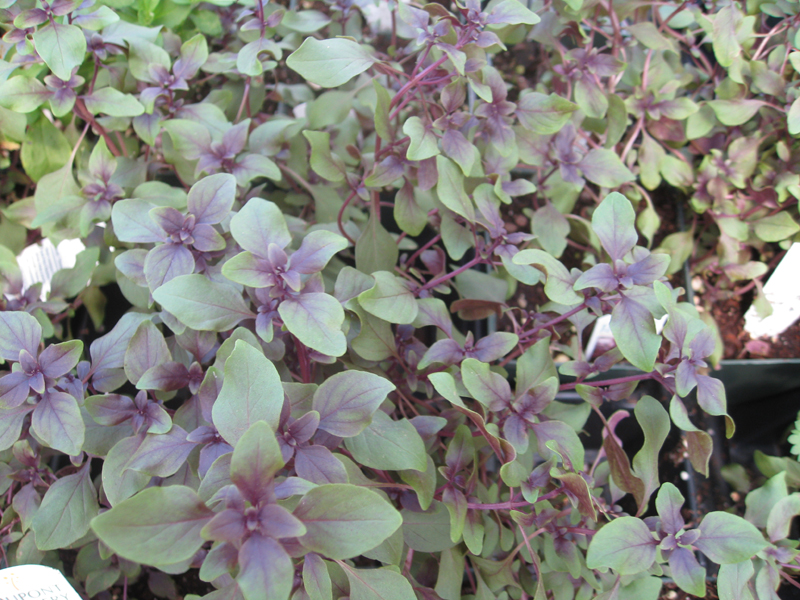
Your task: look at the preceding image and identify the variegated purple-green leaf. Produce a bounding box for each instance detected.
[312,371,395,438]
[290,230,348,274]
[91,485,213,566]
[0,404,34,450]
[460,358,512,408]
[0,310,42,360]
[230,420,284,505]
[153,275,255,331]
[592,192,638,261]
[694,512,767,564]
[32,389,84,456]
[124,320,171,386]
[278,293,347,357]
[294,445,348,485]
[610,295,660,372]
[187,173,236,224]
[31,462,98,550]
[144,243,196,291]
[669,546,706,597]
[237,534,294,600]
[345,411,427,472]
[230,197,291,255]
[212,341,283,446]
[293,484,402,559]
[125,426,195,478]
[586,516,657,574]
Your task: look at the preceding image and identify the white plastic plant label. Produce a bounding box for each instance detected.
[16,239,85,299]
[0,564,82,599]
[744,242,800,339]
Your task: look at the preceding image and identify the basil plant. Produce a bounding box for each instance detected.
[0,1,796,599]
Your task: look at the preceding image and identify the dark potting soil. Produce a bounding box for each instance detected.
[707,294,800,360]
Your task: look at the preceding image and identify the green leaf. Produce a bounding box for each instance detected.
[373,80,392,141]
[436,156,475,221]
[342,564,416,600]
[710,5,743,67]
[303,553,333,600]
[31,462,98,551]
[356,213,398,274]
[694,512,768,564]
[303,131,346,182]
[631,396,670,509]
[33,23,86,81]
[212,341,283,445]
[512,249,582,305]
[610,296,660,372]
[91,486,213,566]
[345,411,428,472]
[294,484,402,559]
[278,293,347,357]
[516,93,577,134]
[83,87,145,117]
[707,100,763,126]
[153,274,255,331]
[586,517,657,574]
[358,271,418,324]
[21,117,72,183]
[313,370,395,438]
[0,76,51,113]
[788,98,800,136]
[461,358,512,408]
[753,212,800,242]
[531,202,569,257]
[579,148,635,188]
[718,561,755,600]
[287,38,376,88]
[403,116,439,161]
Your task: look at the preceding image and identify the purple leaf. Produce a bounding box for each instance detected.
[669,546,706,597]
[574,263,618,292]
[90,314,151,372]
[0,371,33,408]
[230,198,291,256]
[627,253,670,285]
[32,389,84,456]
[136,362,190,392]
[313,371,395,438]
[288,411,320,444]
[656,483,686,534]
[125,425,195,477]
[257,504,307,539]
[592,192,638,261]
[418,339,463,369]
[289,231,348,275]
[85,393,136,426]
[610,295,660,372]
[472,332,519,362]
[0,404,35,450]
[191,223,226,252]
[295,445,348,484]
[187,173,237,225]
[112,199,169,243]
[237,534,294,600]
[696,375,726,417]
[0,311,42,361]
[173,34,208,80]
[230,421,284,505]
[694,512,767,564]
[124,320,171,386]
[149,206,187,236]
[144,243,196,291]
